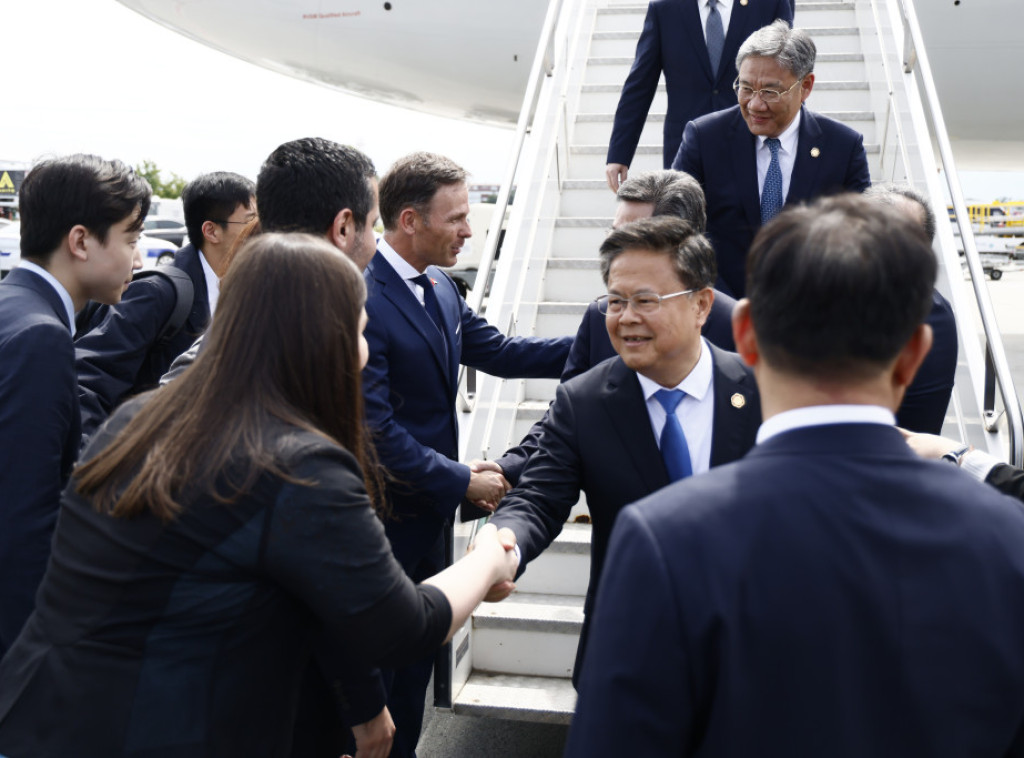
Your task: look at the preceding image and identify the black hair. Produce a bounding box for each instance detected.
[746,194,937,380]
[182,172,256,249]
[19,154,152,263]
[256,138,376,235]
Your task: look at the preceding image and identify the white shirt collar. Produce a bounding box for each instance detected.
[377,237,422,281]
[18,260,75,334]
[197,250,219,317]
[757,404,895,444]
[636,338,713,401]
[757,107,802,155]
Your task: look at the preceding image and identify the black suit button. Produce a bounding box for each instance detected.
[712,88,719,95]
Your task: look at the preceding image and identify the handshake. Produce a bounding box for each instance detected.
[467,522,519,604]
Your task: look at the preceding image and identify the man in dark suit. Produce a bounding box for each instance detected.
[487,216,761,686]
[865,184,959,434]
[75,172,255,440]
[0,154,150,658]
[567,195,1024,757]
[606,0,793,189]
[362,152,572,757]
[673,20,871,296]
[498,169,740,487]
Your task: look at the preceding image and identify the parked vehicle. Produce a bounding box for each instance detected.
[142,216,187,247]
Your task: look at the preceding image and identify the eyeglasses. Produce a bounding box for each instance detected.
[597,289,696,315]
[733,77,803,104]
[213,217,258,226]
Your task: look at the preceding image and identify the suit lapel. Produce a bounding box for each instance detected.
[425,266,461,385]
[370,254,451,383]
[719,0,749,85]
[599,359,671,493]
[729,109,761,227]
[787,107,824,205]
[709,345,759,467]
[681,0,715,83]
[3,268,70,330]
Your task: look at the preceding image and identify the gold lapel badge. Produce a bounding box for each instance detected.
[810,147,821,158]
[731,393,746,409]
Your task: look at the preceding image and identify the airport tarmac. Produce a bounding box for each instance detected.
[415,268,1024,758]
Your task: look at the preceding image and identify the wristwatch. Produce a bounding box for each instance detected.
[941,444,971,466]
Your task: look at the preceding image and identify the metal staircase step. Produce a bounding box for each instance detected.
[453,672,577,724]
[473,592,585,678]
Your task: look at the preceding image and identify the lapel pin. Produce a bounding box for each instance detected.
[739,0,747,5]
[731,393,746,409]
[810,147,821,158]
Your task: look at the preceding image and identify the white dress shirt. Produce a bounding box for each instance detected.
[697,0,733,42]
[377,238,431,306]
[18,260,75,335]
[756,108,802,203]
[757,404,896,445]
[636,337,716,476]
[198,250,219,317]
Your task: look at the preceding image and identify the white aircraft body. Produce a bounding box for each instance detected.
[116,0,1021,168]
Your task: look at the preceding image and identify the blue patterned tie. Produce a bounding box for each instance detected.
[654,389,693,482]
[706,0,725,79]
[760,137,784,224]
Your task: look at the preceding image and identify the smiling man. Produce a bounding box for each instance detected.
[486,215,761,688]
[672,20,870,296]
[0,154,149,657]
[362,151,572,758]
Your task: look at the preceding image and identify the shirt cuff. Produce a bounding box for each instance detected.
[960,449,1002,482]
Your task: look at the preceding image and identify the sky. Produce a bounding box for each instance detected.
[4,0,1022,202]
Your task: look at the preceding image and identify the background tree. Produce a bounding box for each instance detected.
[135,160,187,199]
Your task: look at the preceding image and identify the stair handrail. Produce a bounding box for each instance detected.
[896,0,1024,465]
[456,0,566,412]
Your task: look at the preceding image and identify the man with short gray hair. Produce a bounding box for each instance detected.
[673,20,870,296]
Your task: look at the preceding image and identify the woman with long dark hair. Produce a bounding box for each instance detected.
[0,233,517,757]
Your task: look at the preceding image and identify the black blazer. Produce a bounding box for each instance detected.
[0,267,80,657]
[673,105,871,296]
[490,346,760,678]
[0,403,451,758]
[607,0,794,168]
[75,244,210,441]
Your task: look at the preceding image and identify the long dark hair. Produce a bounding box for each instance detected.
[76,233,382,520]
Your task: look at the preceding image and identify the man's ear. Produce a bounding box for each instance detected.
[732,299,760,368]
[67,225,90,262]
[201,220,222,246]
[397,206,419,236]
[694,287,714,328]
[893,323,933,390]
[329,208,354,252]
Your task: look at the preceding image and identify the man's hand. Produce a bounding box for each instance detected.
[466,460,510,512]
[899,428,964,460]
[469,523,519,602]
[606,163,629,192]
[346,706,395,758]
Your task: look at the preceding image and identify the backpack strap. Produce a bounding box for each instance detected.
[133,266,195,343]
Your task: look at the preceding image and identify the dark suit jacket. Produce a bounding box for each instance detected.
[490,346,760,679]
[75,244,210,441]
[567,422,1024,757]
[607,0,793,168]
[672,105,871,296]
[362,251,571,576]
[0,401,451,758]
[897,290,958,434]
[0,268,80,657]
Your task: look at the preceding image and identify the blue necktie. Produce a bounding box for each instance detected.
[760,137,784,224]
[706,0,725,79]
[654,389,693,482]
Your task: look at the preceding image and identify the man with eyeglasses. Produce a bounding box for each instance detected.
[75,171,255,440]
[672,20,870,297]
[484,216,760,688]
[605,0,793,190]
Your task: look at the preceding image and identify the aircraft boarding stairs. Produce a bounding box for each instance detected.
[441,0,1023,726]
